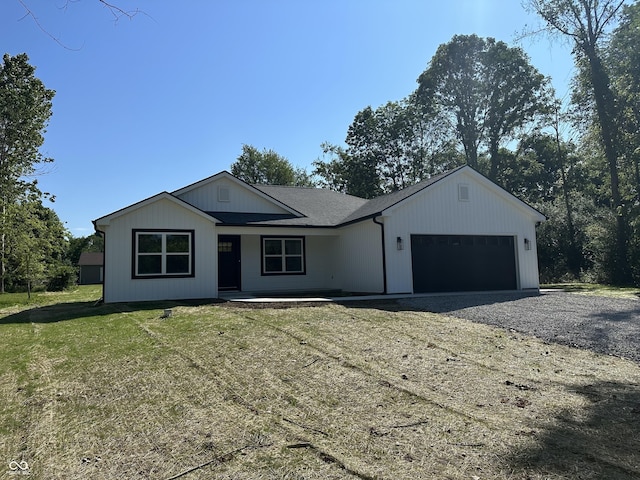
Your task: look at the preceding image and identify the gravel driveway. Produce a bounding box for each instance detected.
[399,291,640,363]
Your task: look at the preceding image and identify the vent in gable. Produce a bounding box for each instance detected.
[458,183,470,202]
[218,186,230,202]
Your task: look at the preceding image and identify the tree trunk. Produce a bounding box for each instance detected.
[488,137,499,181]
[554,111,580,277]
[584,45,630,284]
[457,112,479,169]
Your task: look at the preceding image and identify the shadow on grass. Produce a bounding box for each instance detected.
[0,298,224,325]
[505,380,640,479]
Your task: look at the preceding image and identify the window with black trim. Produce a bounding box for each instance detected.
[133,230,194,278]
[262,236,305,275]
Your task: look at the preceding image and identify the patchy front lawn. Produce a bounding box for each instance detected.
[1,289,639,479]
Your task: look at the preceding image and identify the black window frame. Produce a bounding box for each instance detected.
[132,229,195,279]
[261,236,306,276]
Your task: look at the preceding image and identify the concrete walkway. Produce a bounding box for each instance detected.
[218,289,545,303]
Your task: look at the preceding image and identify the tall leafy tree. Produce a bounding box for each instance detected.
[606,2,640,283]
[417,35,486,169]
[312,141,381,199]
[405,96,463,179]
[353,100,459,192]
[342,107,385,197]
[0,53,55,293]
[528,0,629,283]
[482,40,552,179]
[343,102,416,193]
[607,2,640,199]
[312,107,385,199]
[416,34,551,179]
[313,99,459,199]
[512,126,586,277]
[4,193,69,296]
[230,144,312,186]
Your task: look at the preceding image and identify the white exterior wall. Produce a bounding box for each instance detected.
[176,179,290,214]
[99,198,217,303]
[337,220,385,293]
[237,234,340,292]
[383,169,543,293]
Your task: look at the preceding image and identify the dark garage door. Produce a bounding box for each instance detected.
[411,234,517,293]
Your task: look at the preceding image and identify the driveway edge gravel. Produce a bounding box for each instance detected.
[399,291,640,363]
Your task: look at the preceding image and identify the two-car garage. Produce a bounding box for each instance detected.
[410,234,517,293]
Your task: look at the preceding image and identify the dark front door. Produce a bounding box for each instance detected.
[411,234,517,293]
[218,235,241,290]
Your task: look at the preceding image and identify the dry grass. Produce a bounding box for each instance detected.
[543,282,640,299]
[1,290,639,479]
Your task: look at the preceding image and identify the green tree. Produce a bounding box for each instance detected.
[67,233,104,266]
[405,96,462,180]
[606,2,640,284]
[312,143,352,195]
[313,99,459,199]
[509,124,586,277]
[607,2,640,200]
[343,103,415,194]
[528,0,629,283]
[312,141,381,199]
[5,194,69,297]
[347,100,459,193]
[416,35,551,179]
[482,40,552,179]
[535,194,601,283]
[417,35,486,169]
[230,144,313,186]
[0,53,55,293]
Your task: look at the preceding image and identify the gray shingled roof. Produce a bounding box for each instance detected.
[78,252,104,266]
[208,167,464,228]
[248,185,368,226]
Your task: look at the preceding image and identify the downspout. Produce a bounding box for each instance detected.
[93,221,106,303]
[372,216,387,294]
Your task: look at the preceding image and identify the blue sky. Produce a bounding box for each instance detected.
[2,0,574,236]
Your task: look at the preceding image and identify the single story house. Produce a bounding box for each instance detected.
[77,252,104,285]
[93,165,545,303]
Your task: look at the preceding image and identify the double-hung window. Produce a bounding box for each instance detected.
[262,236,305,275]
[133,230,194,278]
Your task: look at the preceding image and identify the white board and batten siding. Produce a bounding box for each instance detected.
[214,222,384,294]
[98,197,217,303]
[237,234,341,293]
[337,220,385,294]
[383,169,545,294]
[175,175,292,214]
